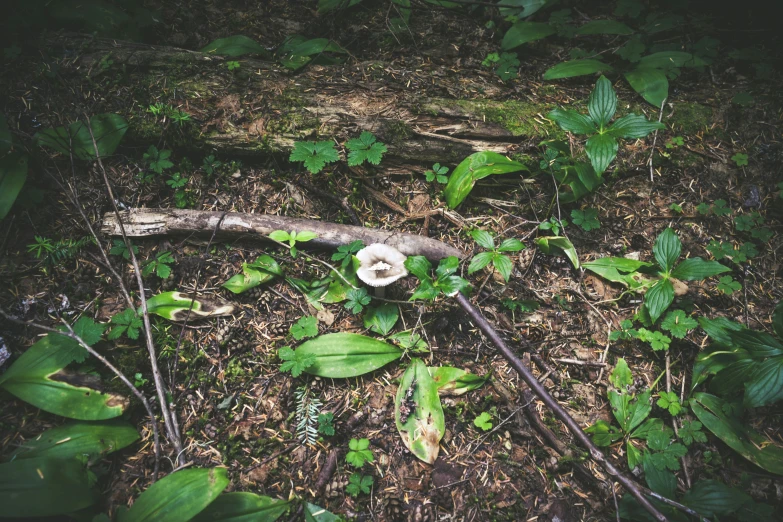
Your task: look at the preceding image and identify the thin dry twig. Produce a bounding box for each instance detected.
[648,97,668,182]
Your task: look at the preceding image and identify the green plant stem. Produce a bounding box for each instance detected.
[454,292,669,522]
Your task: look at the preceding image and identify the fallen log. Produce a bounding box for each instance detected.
[101,208,462,260]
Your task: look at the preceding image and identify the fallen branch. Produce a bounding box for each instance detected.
[101,208,462,260]
[454,292,669,522]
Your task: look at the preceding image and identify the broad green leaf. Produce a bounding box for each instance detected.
[727,330,783,358]
[583,257,652,276]
[607,114,665,138]
[744,357,783,408]
[501,21,556,50]
[34,113,128,161]
[681,480,751,518]
[690,392,783,475]
[671,258,730,281]
[637,51,706,70]
[660,310,697,339]
[710,359,756,396]
[222,255,282,294]
[8,421,138,462]
[295,333,402,378]
[627,440,642,469]
[610,358,632,388]
[363,304,399,336]
[535,236,579,268]
[144,291,234,320]
[653,228,680,273]
[625,68,668,107]
[0,333,127,420]
[120,468,229,522]
[278,36,346,70]
[587,76,617,128]
[288,141,339,174]
[0,457,97,517]
[0,152,27,221]
[585,419,623,446]
[575,20,634,35]
[200,35,270,58]
[468,252,494,275]
[191,492,289,522]
[395,359,445,464]
[629,417,665,440]
[404,255,432,280]
[497,238,524,252]
[304,503,341,522]
[443,151,527,208]
[546,108,596,135]
[428,366,487,396]
[644,279,674,323]
[493,254,513,282]
[585,133,618,174]
[642,452,676,499]
[470,229,495,249]
[543,59,613,80]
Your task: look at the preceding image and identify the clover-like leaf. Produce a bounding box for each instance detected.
[345,131,387,166]
[660,310,697,339]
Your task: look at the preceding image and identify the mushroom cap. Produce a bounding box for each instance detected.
[355,243,408,287]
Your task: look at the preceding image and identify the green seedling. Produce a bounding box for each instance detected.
[539,216,567,235]
[289,140,339,174]
[290,316,318,340]
[716,275,741,295]
[424,163,449,184]
[571,208,600,231]
[344,288,370,314]
[467,229,524,282]
[108,308,143,340]
[142,251,174,279]
[345,131,387,166]
[474,411,493,431]
[346,473,373,497]
[278,346,316,378]
[345,438,374,468]
[268,229,317,258]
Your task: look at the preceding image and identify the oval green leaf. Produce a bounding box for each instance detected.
[191,492,289,522]
[501,22,556,50]
[443,151,527,208]
[222,255,282,294]
[34,113,128,161]
[535,236,580,269]
[608,113,666,139]
[395,359,445,464]
[625,68,668,107]
[201,35,270,58]
[543,59,613,80]
[547,108,596,135]
[637,52,706,70]
[8,421,138,462]
[296,333,402,378]
[644,278,674,323]
[585,133,618,174]
[144,291,235,320]
[120,468,229,522]
[428,366,488,396]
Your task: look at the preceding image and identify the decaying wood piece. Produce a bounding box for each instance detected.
[101,208,462,260]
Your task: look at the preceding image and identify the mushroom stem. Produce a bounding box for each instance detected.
[375,287,386,299]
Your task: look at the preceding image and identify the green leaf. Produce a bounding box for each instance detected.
[644,279,674,323]
[653,228,680,273]
[497,238,524,252]
[501,21,556,50]
[585,419,623,446]
[295,333,403,378]
[304,503,341,522]
[610,358,633,388]
[543,59,613,80]
[585,133,618,174]
[570,208,600,231]
[535,236,579,269]
[0,152,28,221]
[642,452,676,498]
[290,316,318,340]
[278,346,315,378]
[731,152,748,166]
[637,328,671,351]
[404,255,432,280]
[0,457,97,517]
[222,255,282,294]
[428,367,487,396]
[468,251,494,275]
[624,68,669,107]
[492,254,513,282]
[671,258,730,280]
[109,308,143,340]
[576,20,634,35]
[546,109,597,135]
[289,141,339,174]
[200,35,270,58]
[474,411,493,431]
[678,420,707,446]
[344,287,371,314]
[71,316,107,347]
[443,151,528,208]
[588,76,617,128]
[191,492,289,522]
[0,331,127,420]
[656,391,682,416]
[744,357,783,408]
[395,359,446,464]
[345,438,374,468]
[277,36,346,70]
[637,51,706,70]
[690,392,783,475]
[144,291,234,321]
[345,131,387,166]
[681,480,751,518]
[607,113,665,138]
[34,113,128,161]
[470,229,495,249]
[8,421,138,462]
[119,468,229,522]
[363,303,399,336]
[660,310,697,339]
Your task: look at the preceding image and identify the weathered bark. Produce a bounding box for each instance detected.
[101,208,462,260]
[47,34,546,167]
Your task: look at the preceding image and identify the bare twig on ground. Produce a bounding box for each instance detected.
[0,308,162,479]
[648,97,668,182]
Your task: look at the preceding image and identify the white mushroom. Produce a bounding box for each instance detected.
[355,243,408,297]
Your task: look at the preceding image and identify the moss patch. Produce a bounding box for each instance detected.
[670,102,713,134]
[431,99,563,140]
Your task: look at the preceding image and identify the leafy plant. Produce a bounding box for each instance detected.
[110,239,138,260]
[166,172,187,189]
[289,140,339,174]
[665,136,684,148]
[276,35,347,71]
[570,208,600,231]
[317,412,335,436]
[294,386,322,446]
[716,275,741,295]
[540,141,603,202]
[202,154,222,176]
[535,236,580,269]
[278,346,316,378]
[482,51,520,81]
[467,229,524,282]
[226,60,240,71]
[34,113,128,160]
[143,145,174,174]
[659,309,697,339]
[405,256,470,301]
[291,333,402,378]
[423,163,449,184]
[474,411,493,431]
[344,287,371,314]
[134,373,149,387]
[346,473,373,497]
[290,315,318,340]
[27,235,54,258]
[331,239,364,269]
[697,199,731,216]
[538,216,567,235]
[142,251,174,278]
[145,291,234,321]
[395,359,445,464]
[222,255,282,294]
[108,308,143,340]
[547,76,665,174]
[443,151,528,208]
[345,131,387,166]
[268,229,318,257]
[656,391,682,416]
[345,438,374,468]
[731,152,748,166]
[200,35,271,58]
[363,303,399,336]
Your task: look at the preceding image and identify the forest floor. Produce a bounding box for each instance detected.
[1,1,782,521]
